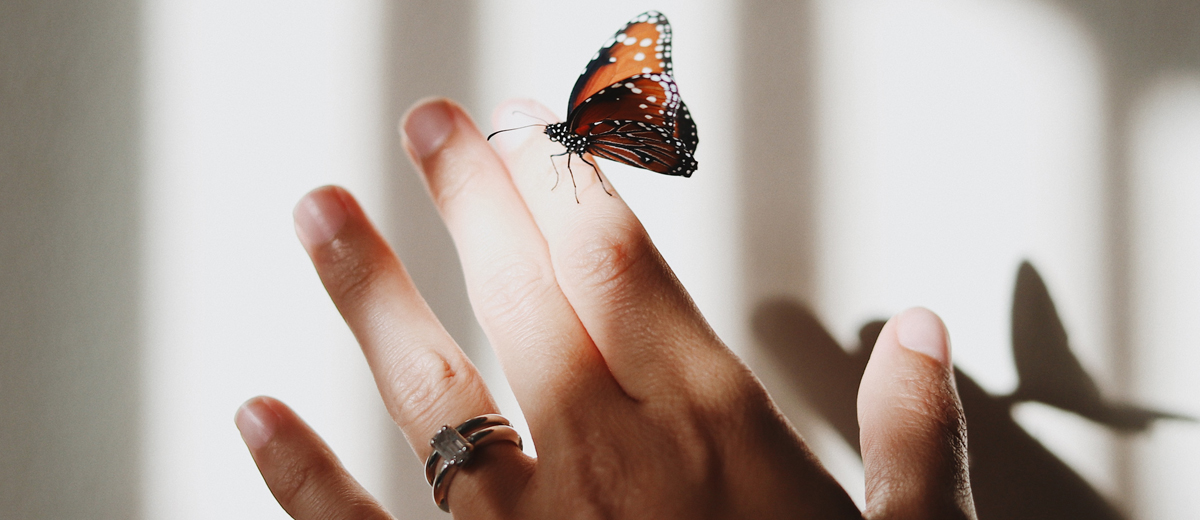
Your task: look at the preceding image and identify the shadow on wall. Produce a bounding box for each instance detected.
[752,261,1192,520]
[1042,0,1200,502]
[735,1,1200,515]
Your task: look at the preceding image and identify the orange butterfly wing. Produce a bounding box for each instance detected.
[546,11,699,178]
[568,12,674,111]
[568,75,678,134]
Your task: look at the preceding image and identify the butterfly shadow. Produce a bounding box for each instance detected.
[751,261,1192,520]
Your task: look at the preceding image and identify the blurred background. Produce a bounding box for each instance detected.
[2,0,1198,518]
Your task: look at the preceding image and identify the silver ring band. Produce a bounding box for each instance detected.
[425,414,523,512]
[424,414,511,484]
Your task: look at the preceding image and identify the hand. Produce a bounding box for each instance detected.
[235,98,977,519]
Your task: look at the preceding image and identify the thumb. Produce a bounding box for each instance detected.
[857,307,976,520]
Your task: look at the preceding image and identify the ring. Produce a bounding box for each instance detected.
[425,414,523,512]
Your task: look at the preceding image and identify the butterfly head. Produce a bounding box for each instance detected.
[544,122,588,155]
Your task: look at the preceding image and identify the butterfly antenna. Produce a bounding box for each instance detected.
[486,123,547,141]
[510,110,550,125]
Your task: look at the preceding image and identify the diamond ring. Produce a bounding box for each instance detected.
[425,414,523,512]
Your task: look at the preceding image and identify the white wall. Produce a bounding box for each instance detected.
[813,0,1116,496]
[1,1,1197,519]
[139,1,394,518]
[1128,74,1200,520]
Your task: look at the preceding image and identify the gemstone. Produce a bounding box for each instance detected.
[431,426,472,465]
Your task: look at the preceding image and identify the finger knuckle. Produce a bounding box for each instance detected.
[564,426,632,516]
[272,456,390,520]
[560,218,655,298]
[476,256,555,325]
[430,164,473,210]
[667,416,724,486]
[425,153,481,211]
[271,448,340,511]
[385,346,485,431]
[324,239,395,306]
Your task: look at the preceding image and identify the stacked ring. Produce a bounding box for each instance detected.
[425,414,523,512]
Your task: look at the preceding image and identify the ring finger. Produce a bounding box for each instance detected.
[293,185,530,513]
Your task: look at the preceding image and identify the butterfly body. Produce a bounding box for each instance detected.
[544,11,698,183]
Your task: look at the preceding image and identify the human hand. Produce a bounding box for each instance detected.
[235,98,977,519]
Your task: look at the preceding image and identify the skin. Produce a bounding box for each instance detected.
[234,97,978,520]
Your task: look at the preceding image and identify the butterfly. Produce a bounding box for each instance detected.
[490,11,698,200]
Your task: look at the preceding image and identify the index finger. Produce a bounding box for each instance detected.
[488,99,749,403]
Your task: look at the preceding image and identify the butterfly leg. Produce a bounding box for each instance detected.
[548,151,569,191]
[566,153,580,204]
[579,154,613,197]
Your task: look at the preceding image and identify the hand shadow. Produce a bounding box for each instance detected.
[752,261,1192,520]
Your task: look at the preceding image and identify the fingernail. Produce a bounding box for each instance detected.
[404,100,455,158]
[236,397,280,450]
[293,187,348,248]
[895,307,951,366]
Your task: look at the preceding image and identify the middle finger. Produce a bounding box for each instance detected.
[400,99,629,441]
